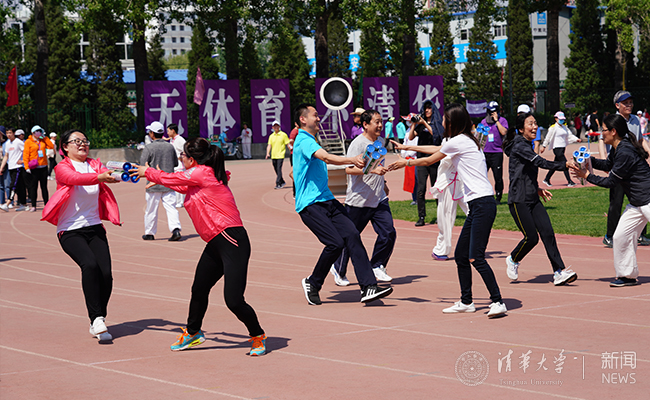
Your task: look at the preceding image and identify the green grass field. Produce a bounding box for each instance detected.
[389,186,650,237]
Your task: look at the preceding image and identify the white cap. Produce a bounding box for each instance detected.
[49,132,57,138]
[517,104,531,114]
[146,121,164,134]
[271,120,281,127]
[637,110,643,115]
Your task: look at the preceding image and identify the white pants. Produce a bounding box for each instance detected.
[612,202,650,279]
[144,191,181,235]
[432,186,468,257]
[173,166,186,207]
[242,141,252,159]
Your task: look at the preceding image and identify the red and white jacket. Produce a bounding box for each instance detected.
[41,157,121,227]
[145,165,242,243]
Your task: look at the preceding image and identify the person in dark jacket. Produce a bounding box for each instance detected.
[502,113,578,286]
[570,114,650,287]
[408,99,444,226]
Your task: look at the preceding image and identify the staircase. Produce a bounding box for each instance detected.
[317,118,346,155]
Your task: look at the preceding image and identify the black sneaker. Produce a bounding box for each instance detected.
[301,278,321,305]
[638,236,650,246]
[602,236,613,248]
[142,234,155,240]
[360,284,393,303]
[168,228,182,241]
[609,277,638,287]
[415,217,425,227]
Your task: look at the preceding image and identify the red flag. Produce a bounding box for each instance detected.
[194,67,205,105]
[6,66,18,107]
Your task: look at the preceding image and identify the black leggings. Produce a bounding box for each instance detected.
[544,147,574,184]
[186,227,264,337]
[26,166,49,207]
[58,224,112,322]
[509,201,566,272]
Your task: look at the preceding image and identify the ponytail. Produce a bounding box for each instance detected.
[184,138,229,185]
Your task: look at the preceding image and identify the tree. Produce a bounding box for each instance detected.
[45,0,89,132]
[426,1,459,105]
[186,20,219,138]
[239,23,264,127]
[327,14,351,78]
[148,33,167,81]
[504,0,534,113]
[357,5,389,79]
[267,17,314,112]
[563,0,603,115]
[84,4,133,134]
[462,0,500,102]
[33,0,49,128]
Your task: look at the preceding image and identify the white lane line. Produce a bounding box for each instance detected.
[277,350,587,400]
[0,345,251,399]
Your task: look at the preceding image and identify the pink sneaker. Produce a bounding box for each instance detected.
[431,252,448,261]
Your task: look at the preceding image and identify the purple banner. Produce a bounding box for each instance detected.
[466,99,488,118]
[199,80,240,139]
[144,81,188,137]
[315,77,354,139]
[409,75,444,117]
[251,79,290,143]
[363,77,400,123]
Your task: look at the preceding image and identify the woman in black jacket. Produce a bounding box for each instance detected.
[571,114,650,287]
[502,113,578,286]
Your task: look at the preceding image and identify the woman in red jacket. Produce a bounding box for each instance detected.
[132,137,267,356]
[41,129,121,342]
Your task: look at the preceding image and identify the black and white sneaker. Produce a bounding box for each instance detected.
[360,284,393,303]
[301,278,322,305]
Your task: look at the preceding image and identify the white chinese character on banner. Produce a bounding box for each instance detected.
[368,84,396,121]
[519,350,532,373]
[203,88,236,137]
[412,84,440,113]
[150,88,185,136]
[601,352,620,369]
[498,349,513,373]
[320,108,350,136]
[536,353,548,371]
[554,349,566,373]
[255,88,286,137]
[350,56,359,71]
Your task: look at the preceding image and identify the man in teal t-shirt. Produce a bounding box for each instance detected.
[293,104,394,306]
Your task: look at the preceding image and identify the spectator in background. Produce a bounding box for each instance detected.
[265,120,290,189]
[0,128,27,211]
[540,111,581,187]
[16,129,25,141]
[350,108,365,139]
[141,121,182,242]
[637,111,647,135]
[47,132,58,180]
[396,116,407,144]
[167,123,186,208]
[23,125,54,212]
[574,112,583,139]
[384,116,395,152]
[218,130,234,155]
[240,123,253,159]
[480,101,508,204]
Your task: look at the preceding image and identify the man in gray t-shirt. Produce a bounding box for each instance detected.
[330,110,397,286]
[140,121,182,241]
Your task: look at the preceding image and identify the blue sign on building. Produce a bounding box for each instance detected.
[537,12,546,25]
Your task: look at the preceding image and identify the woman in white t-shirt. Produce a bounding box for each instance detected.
[540,111,581,187]
[390,103,506,318]
[41,129,121,342]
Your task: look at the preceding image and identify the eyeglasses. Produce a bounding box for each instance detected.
[67,139,90,146]
[179,152,186,158]
[602,128,609,132]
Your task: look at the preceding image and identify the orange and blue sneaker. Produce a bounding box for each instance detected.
[248,334,267,356]
[170,328,205,351]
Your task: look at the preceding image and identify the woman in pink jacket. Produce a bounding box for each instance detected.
[41,129,121,342]
[132,137,267,356]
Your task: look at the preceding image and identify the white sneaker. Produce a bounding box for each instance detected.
[0,204,8,212]
[553,269,577,286]
[542,180,552,187]
[487,302,507,318]
[442,301,476,314]
[330,265,350,287]
[373,265,392,282]
[8,204,14,209]
[505,256,519,281]
[89,317,112,341]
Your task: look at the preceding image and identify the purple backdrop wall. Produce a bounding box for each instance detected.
[250,79,290,143]
[144,81,188,137]
[363,77,400,122]
[409,76,444,117]
[315,77,354,139]
[199,80,240,139]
